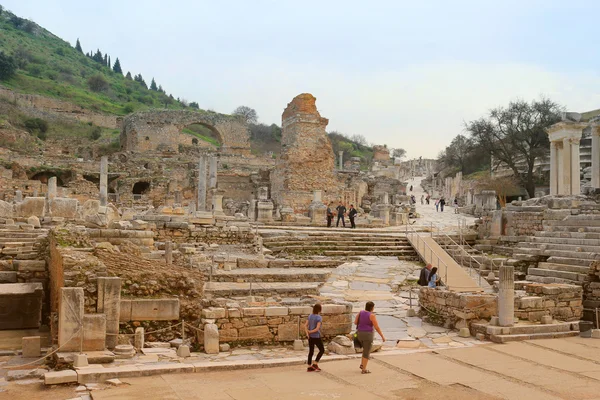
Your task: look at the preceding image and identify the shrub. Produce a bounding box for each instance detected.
[26,64,42,77]
[87,74,109,92]
[90,126,102,140]
[123,103,135,114]
[0,52,17,80]
[24,118,49,134]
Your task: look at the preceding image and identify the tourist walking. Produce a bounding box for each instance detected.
[326,202,334,228]
[439,198,446,212]
[355,301,385,374]
[409,185,413,191]
[428,267,439,288]
[417,263,432,286]
[348,204,358,229]
[336,202,346,227]
[425,194,430,205]
[305,304,324,372]
[420,195,424,205]
[435,199,439,212]
[453,197,459,214]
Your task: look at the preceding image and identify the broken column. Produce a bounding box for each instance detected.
[47,177,57,200]
[212,190,225,217]
[209,156,217,189]
[14,190,22,203]
[100,156,108,206]
[97,277,121,349]
[58,287,84,352]
[338,151,344,170]
[165,240,173,265]
[308,190,327,225]
[498,264,514,327]
[197,155,207,211]
[256,187,274,223]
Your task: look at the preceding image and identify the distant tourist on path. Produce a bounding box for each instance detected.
[348,204,358,229]
[326,202,334,228]
[305,303,324,372]
[420,195,424,205]
[428,267,439,288]
[453,197,459,214]
[439,198,446,212]
[336,202,347,227]
[435,199,439,212]
[409,185,413,191]
[410,195,416,204]
[426,194,430,205]
[355,301,386,374]
[418,263,432,286]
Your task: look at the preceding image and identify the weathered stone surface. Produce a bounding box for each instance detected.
[327,341,355,355]
[265,306,288,317]
[59,287,84,351]
[120,298,179,321]
[238,326,271,341]
[7,368,45,381]
[277,323,298,341]
[49,198,79,218]
[83,314,106,351]
[27,215,41,228]
[21,336,41,358]
[332,335,352,347]
[0,199,13,217]
[97,277,121,349]
[15,197,45,217]
[204,323,219,354]
[45,370,78,385]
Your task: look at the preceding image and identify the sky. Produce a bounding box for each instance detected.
[3,0,600,159]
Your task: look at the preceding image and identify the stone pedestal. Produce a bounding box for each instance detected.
[257,201,274,223]
[99,156,108,206]
[59,287,84,352]
[204,323,219,354]
[308,190,326,225]
[498,265,514,327]
[279,206,294,223]
[197,155,207,211]
[22,336,41,358]
[134,327,144,350]
[97,277,121,350]
[14,190,23,203]
[212,190,225,217]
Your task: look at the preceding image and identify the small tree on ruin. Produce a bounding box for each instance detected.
[232,106,258,124]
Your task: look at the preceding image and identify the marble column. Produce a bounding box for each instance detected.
[99,156,108,206]
[549,141,558,195]
[557,142,565,195]
[165,241,173,265]
[338,151,343,170]
[97,277,121,349]
[47,177,57,200]
[570,137,581,195]
[209,156,217,189]
[59,287,84,351]
[498,265,514,327]
[197,155,207,211]
[592,127,600,189]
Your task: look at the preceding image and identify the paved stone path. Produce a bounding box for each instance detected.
[9,337,600,400]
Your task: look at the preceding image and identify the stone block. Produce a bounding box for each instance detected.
[238,326,271,341]
[120,298,180,321]
[97,277,121,349]
[49,198,79,218]
[74,354,89,368]
[518,296,543,309]
[83,314,106,351]
[242,307,265,317]
[265,307,288,317]
[219,343,230,352]
[59,287,84,352]
[22,336,41,358]
[277,323,298,341]
[45,370,78,385]
[176,344,191,357]
[27,216,41,228]
[15,197,44,218]
[0,282,43,330]
[219,328,238,342]
[540,315,553,325]
[134,327,144,350]
[204,323,219,354]
[227,308,241,318]
[202,307,226,319]
[321,304,346,314]
[327,341,355,355]
[288,306,312,315]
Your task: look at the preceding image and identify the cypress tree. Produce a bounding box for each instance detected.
[108,56,111,69]
[103,54,108,66]
[125,71,132,80]
[113,58,123,74]
[150,78,157,91]
[93,49,103,63]
[75,38,83,53]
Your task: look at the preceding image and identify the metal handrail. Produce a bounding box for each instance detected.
[405,222,450,289]
[431,224,482,286]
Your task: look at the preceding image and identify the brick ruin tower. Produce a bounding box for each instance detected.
[271,93,338,213]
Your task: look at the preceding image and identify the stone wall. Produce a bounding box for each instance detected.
[515,283,582,322]
[0,86,120,129]
[120,110,251,155]
[419,288,497,329]
[271,94,342,213]
[196,302,353,345]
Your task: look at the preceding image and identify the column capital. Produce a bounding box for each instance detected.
[547,121,586,142]
[566,137,581,145]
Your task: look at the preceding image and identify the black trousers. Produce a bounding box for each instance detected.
[308,337,324,365]
[327,216,332,227]
[336,215,345,227]
[350,217,355,228]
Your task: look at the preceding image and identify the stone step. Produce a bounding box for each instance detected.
[487,322,574,335]
[203,281,321,297]
[268,245,414,252]
[536,231,600,240]
[263,240,409,247]
[262,236,409,243]
[518,241,600,253]
[526,267,587,283]
[525,275,582,285]
[13,260,46,271]
[531,236,600,246]
[0,247,35,255]
[266,260,343,268]
[555,218,600,226]
[537,262,590,274]
[489,331,579,343]
[14,253,40,260]
[546,256,593,267]
[322,250,417,257]
[211,268,332,283]
[0,238,39,244]
[0,271,17,283]
[514,247,600,261]
[548,225,600,233]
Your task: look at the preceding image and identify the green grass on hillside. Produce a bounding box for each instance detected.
[0,9,190,115]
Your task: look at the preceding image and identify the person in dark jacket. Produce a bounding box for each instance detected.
[336,202,347,227]
[326,202,334,227]
[418,264,432,286]
[348,204,358,229]
[439,197,446,212]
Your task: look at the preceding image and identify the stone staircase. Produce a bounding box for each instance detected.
[0,221,49,285]
[259,228,418,259]
[512,214,600,285]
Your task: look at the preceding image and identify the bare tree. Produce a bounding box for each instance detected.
[392,148,406,160]
[232,106,258,124]
[467,98,562,198]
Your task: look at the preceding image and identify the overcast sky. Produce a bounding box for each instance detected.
[4,0,600,158]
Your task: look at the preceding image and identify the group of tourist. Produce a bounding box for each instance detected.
[326,202,358,229]
[305,301,385,374]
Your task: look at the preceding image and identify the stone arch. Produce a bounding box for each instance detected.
[132,181,150,195]
[121,110,251,155]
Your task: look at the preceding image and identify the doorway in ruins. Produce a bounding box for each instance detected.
[180,123,222,151]
[132,181,150,200]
